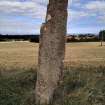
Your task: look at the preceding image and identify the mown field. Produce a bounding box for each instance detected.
[0,41,105,70]
[0,41,105,105]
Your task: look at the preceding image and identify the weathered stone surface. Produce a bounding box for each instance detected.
[35,0,68,104]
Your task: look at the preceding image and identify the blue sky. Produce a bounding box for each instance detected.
[0,0,105,34]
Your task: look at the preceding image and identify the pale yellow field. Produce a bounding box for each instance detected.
[0,41,38,70]
[0,41,105,70]
[65,42,105,67]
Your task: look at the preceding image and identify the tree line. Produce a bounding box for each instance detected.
[0,30,105,43]
[0,34,39,43]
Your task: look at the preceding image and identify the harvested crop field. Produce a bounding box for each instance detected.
[0,41,105,70]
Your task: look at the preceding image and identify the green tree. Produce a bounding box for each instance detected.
[99,30,105,41]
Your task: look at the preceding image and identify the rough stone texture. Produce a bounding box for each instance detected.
[35,0,68,104]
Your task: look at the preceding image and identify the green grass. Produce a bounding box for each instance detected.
[0,66,105,105]
[0,69,37,105]
[61,66,105,105]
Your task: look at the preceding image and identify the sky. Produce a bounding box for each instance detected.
[0,0,105,34]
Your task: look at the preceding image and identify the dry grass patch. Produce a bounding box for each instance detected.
[0,41,105,70]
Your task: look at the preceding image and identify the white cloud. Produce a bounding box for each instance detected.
[84,1,105,24]
[0,0,47,20]
[68,0,105,24]
[0,0,105,21]
[0,0,105,34]
[0,16,41,34]
[85,1,105,12]
[98,15,105,23]
[0,0,48,34]
[69,10,89,19]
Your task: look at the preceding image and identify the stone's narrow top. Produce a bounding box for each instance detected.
[49,0,68,9]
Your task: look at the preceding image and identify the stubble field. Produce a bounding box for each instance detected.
[0,41,105,70]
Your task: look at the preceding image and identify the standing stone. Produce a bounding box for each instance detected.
[35,0,68,104]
